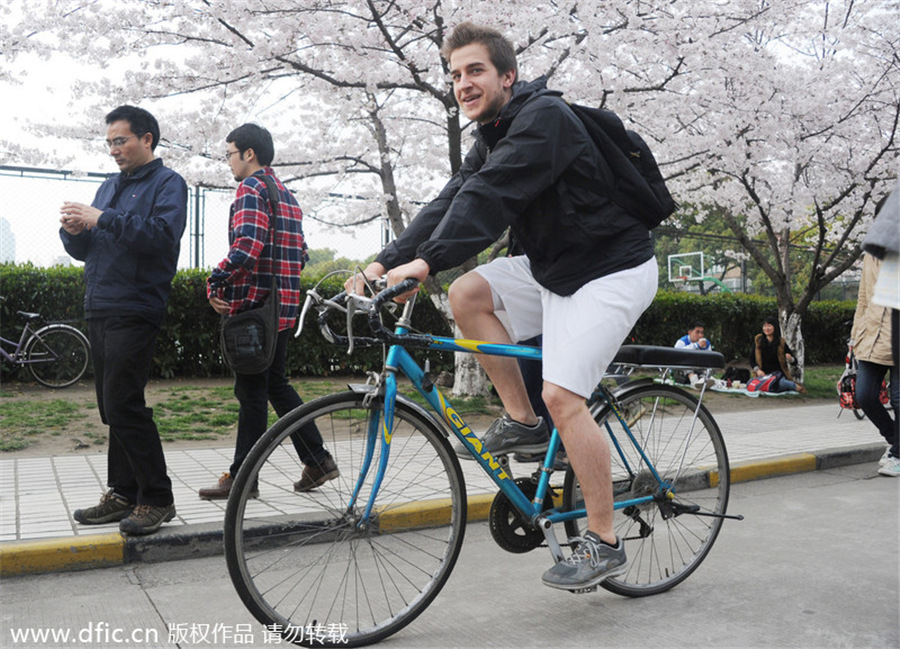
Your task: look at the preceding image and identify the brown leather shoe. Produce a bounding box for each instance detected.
[199,472,259,500]
[294,455,340,492]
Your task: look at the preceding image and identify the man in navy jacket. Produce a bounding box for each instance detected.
[60,105,187,536]
[349,23,658,591]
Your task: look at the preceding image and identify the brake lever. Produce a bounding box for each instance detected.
[345,296,356,355]
[295,292,316,338]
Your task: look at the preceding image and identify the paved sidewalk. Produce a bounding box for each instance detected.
[0,401,889,575]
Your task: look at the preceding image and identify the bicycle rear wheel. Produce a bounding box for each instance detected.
[25,325,90,388]
[563,383,730,597]
[225,391,467,647]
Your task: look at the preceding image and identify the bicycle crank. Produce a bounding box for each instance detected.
[489,478,555,553]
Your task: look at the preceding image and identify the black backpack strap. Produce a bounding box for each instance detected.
[259,174,280,217]
[259,174,280,291]
[258,174,279,230]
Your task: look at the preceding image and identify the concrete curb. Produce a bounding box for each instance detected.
[0,533,123,576]
[0,443,887,578]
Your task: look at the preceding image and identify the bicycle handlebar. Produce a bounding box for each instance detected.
[367,277,419,336]
[299,276,432,354]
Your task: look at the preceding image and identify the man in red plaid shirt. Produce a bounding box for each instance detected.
[199,123,339,500]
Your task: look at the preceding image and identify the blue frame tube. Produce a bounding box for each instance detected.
[395,346,535,516]
[351,328,664,527]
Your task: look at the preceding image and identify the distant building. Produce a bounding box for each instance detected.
[0,218,15,262]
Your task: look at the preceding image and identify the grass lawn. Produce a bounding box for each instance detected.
[0,366,847,452]
[0,377,503,452]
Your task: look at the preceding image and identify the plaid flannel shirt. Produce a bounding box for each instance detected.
[207,168,309,331]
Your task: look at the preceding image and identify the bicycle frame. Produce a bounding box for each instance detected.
[0,324,34,364]
[346,305,703,558]
[0,325,60,367]
[223,283,734,643]
[0,336,19,362]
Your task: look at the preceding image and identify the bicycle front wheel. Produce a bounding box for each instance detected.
[225,391,467,648]
[563,383,730,597]
[25,325,90,388]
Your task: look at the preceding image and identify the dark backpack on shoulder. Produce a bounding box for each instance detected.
[568,103,677,229]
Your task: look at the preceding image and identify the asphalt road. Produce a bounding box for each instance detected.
[1,462,897,649]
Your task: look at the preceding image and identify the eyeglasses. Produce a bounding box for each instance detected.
[224,150,241,161]
[105,135,136,149]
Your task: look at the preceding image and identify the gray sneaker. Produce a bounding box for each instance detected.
[542,532,628,591]
[514,449,568,471]
[118,503,176,536]
[454,415,550,459]
[73,490,133,525]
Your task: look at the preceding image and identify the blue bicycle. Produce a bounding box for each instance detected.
[224,277,737,647]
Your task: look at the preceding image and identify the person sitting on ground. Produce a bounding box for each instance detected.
[673,321,715,389]
[748,315,807,394]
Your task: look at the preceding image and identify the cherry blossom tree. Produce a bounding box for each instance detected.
[670,1,900,373]
[2,0,897,387]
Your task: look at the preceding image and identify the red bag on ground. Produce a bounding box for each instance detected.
[747,373,780,393]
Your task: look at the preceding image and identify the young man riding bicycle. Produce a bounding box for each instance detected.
[348,22,657,591]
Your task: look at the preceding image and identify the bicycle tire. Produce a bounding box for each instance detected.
[563,383,730,597]
[25,324,90,388]
[853,408,866,420]
[225,390,467,648]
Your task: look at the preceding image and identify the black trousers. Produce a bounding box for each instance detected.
[230,329,327,476]
[518,335,554,431]
[89,316,173,507]
[856,309,900,458]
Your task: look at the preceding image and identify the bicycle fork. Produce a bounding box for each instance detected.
[343,372,397,530]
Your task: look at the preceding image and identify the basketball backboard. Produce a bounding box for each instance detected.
[667,251,705,285]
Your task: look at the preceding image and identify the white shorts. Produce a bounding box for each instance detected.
[473,256,658,398]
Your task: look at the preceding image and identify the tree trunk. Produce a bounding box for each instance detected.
[780,310,805,383]
[367,97,406,239]
[423,282,491,397]
[452,348,492,398]
[371,95,491,397]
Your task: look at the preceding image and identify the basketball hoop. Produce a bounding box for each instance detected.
[668,252,704,290]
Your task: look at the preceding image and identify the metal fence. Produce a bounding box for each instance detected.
[0,165,383,269]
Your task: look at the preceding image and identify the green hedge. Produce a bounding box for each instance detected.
[1,262,855,380]
[0,263,453,380]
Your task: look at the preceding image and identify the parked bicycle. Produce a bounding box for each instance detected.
[224,276,741,647]
[0,307,90,388]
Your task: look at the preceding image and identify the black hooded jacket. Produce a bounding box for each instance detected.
[376,77,654,296]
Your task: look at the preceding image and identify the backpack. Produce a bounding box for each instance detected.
[747,373,780,393]
[838,371,859,410]
[722,365,752,384]
[837,362,890,411]
[568,103,677,229]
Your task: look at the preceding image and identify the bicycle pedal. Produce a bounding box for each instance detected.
[568,585,598,595]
